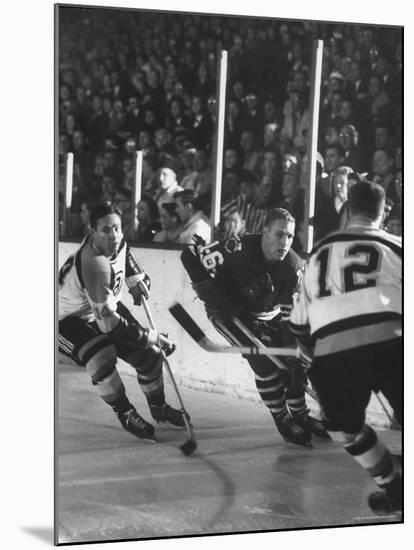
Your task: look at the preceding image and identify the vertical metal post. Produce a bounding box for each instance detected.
[62,152,74,237]
[130,150,143,239]
[210,50,228,235]
[303,40,324,255]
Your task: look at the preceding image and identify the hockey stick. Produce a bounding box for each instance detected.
[141,297,197,456]
[169,302,299,357]
[230,317,319,403]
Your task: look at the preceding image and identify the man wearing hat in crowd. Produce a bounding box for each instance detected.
[155,156,183,209]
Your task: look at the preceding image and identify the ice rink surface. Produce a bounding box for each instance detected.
[56,357,402,545]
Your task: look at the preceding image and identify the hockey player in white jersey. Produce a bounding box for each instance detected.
[58,202,186,441]
[290,181,402,514]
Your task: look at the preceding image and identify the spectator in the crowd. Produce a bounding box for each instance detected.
[108,99,127,140]
[276,166,305,235]
[225,98,243,148]
[338,124,367,173]
[384,203,402,237]
[281,89,310,156]
[338,97,361,130]
[135,195,162,243]
[223,145,242,173]
[58,11,402,243]
[88,96,110,150]
[153,202,182,243]
[154,158,184,208]
[332,166,355,215]
[320,89,344,137]
[221,168,241,202]
[220,207,246,239]
[367,75,390,119]
[154,127,177,157]
[252,174,274,210]
[189,95,214,149]
[241,90,264,140]
[389,169,402,207]
[324,143,346,185]
[374,124,394,151]
[173,189,212,244]
[224,169,268,234]
[240,130,261,178]
[166,96,191,139]
[370,148,395,197]
[124,96,143,138]
[345,60,370,102]
[189,148,213,197]
[324,125,341,149]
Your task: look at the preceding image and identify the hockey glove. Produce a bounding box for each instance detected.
[128,273,151,305]
[146,329,176,355]
[192,278,232,323]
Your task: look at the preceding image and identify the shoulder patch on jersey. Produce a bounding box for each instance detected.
[223,236,242,254]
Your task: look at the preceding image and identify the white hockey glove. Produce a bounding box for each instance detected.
[146,329,176,356]
[128,273,151,305]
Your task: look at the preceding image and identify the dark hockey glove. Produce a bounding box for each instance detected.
[192,278,232,323]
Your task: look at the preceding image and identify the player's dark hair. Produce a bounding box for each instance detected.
[90,202,122,229]
[348,181,386,221]
[264,208,295,228]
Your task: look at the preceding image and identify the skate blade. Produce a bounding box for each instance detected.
[155,419,189,430]
[138,434,158,443]
[283,437,313,448]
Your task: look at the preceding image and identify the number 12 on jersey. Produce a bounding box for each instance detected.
[316,244,381,297]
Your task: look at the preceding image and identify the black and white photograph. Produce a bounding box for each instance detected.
[3,0,409,549]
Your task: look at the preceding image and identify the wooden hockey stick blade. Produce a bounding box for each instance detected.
[169,302,298,357]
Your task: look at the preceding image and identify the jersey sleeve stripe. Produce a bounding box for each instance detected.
[313,311,401,341]
[289,320,311,336]
[312,233,402,258]
[313,319,401,357]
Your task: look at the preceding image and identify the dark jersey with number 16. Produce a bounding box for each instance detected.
[182,234,303,322]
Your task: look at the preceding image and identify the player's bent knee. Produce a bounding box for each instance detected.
[81,337,118,383]
[129,348,162,375]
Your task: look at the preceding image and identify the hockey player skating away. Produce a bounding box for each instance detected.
[181,208,329,447]
[290,181,402,514]
[58,202,186,441]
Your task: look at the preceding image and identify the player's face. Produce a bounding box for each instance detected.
[92,213,123,257]
[175,198,190,223]
[262,219,295,262]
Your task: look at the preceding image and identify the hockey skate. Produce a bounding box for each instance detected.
[369,472,402,514]
[150,402,189,428]
[274,414,312,447]
[117,407,157,441]
[293,412,331,439]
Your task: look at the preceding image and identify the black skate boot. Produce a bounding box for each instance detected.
[368,478,402,514]
[294,412,331,440]
[117,407,157,441]
[274,414,312,448]
[150,402,188,428]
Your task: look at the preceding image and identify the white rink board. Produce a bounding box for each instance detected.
[58,241,394,428]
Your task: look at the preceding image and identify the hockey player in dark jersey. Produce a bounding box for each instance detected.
[181,208,329,447]
[290,181,402,513]
[58,202,186,441]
